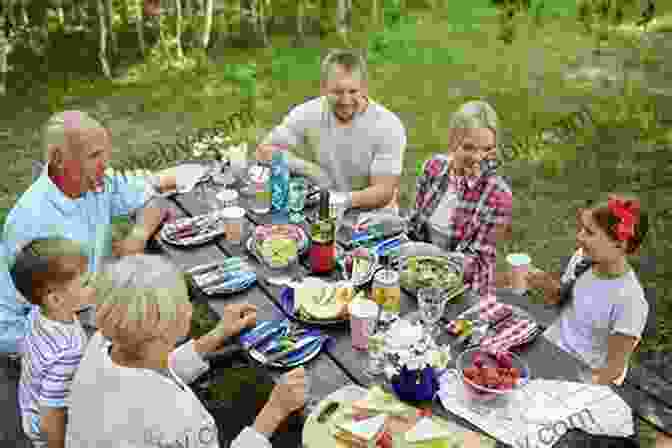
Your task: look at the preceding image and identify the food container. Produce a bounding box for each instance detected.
[456,348,530,405]
[349,299,379,350]
[506,253,531,295]
[217,189,239,208]
[221,207,246,245]
[372,269,401,317]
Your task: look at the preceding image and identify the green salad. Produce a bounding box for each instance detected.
[258,238,298,267]
[400,256,463,291]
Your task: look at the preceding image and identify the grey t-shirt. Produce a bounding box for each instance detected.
[263,96,407,193]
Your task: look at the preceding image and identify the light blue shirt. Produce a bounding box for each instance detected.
[0,164,149,354]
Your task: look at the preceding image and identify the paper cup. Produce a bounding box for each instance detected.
[349,299,379,350]
[506,253,531,295]
[221,207,246,244]
[217,189,239,208]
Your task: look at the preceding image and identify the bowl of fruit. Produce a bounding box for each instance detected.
[456,348,530,403]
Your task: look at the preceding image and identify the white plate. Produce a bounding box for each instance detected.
[160,163,211,194]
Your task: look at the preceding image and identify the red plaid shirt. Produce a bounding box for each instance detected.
[408,154,512,297]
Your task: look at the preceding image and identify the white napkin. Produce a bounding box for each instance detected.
[437,372,634,447]
[164,164,210,194]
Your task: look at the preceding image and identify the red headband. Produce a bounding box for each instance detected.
[607,197,640,242]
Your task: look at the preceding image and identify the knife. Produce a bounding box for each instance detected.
[258,336,322,365]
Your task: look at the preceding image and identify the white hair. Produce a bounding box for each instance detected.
[94,254,189,324]
[42,110,103,163]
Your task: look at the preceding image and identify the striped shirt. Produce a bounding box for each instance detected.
[18,307,89,447]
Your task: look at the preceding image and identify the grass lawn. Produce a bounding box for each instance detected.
[1,1,670,445]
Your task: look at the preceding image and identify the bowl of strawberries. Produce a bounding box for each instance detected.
[456,348,530,403]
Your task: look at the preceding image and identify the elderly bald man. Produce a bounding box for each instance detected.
[0,110,177,355]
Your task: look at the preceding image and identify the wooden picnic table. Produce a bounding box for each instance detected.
[152,173,644,448]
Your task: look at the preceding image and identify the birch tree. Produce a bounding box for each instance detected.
[97,0,111,77]
[136,0,146,55]
[201,0,213,48]
[294,0,306,46]
[0,16,12,96]
[118,0,129,27]
[336,0,352,44]
[104,0,117,55]
[240,0,268,47]
[174,0,183,57]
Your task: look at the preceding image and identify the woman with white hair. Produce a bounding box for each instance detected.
[0,110,177,355]
[66,254,307,448]
[407,101,513,298]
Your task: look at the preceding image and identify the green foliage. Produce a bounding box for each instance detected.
[270,47,323,82]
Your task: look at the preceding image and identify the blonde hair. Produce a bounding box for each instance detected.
[447,101,499,152]
[93,255,190,354]
[42,110,104,163]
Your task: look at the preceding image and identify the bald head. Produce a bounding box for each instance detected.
[42,111,112,197]
[43,111,105,163]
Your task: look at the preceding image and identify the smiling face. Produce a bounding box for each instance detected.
[576,209,627,264]
[321,64,368,124]
[450,127,497,173]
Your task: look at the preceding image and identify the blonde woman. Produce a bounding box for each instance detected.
[407,101,513,298]
[65,255,306,448]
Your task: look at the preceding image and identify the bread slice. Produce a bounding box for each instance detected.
[334,414,387,444]
[405,417,453,443]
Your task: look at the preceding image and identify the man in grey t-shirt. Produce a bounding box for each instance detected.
[256,49,407,211]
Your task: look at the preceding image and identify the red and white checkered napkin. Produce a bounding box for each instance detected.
[480,318,539,356]
[445,297,513,335]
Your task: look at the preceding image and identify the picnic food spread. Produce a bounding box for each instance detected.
[326,387,459,448]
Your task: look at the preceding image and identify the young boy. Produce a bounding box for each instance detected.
[10,237,96,448]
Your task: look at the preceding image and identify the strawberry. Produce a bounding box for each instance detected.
[473,352,485,368]
[496,352,513,369]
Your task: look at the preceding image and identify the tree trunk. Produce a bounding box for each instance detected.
[119,0,129,26]
[19,0,27,26]
[201,0,213,48]
[97,0,111,77]
[371,0,379,26]
[174,0,183,57]
[184,0,193,17]
[258,0,269,47]
[0,21,11,96]
[135,0,146,56]
[294,0,306,46]
[240,0,265,47]
[336,0,351,43]
[55,0,65,26]
[104,0,117,55]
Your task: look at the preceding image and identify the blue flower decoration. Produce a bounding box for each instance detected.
[391,365,439,403]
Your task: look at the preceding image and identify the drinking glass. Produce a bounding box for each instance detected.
[365,328,387,378]
[230,147,249,185]
[288,177,306,224]
[418,287,449,347]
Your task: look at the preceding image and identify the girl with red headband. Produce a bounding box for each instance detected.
[531,194,649,386]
